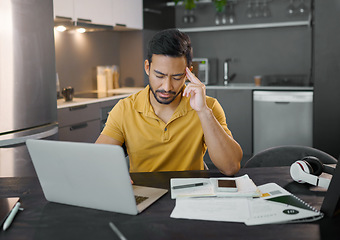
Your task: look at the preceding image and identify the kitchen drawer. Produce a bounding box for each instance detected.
[58,103,100,127]
[58,119,101,143]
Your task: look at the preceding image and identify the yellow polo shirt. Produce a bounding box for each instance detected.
[101,85,232,172]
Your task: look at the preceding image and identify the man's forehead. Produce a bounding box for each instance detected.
[151,54,187,63]
[153,69,185,76]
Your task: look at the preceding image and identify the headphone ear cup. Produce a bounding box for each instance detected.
[290,160,310,183]
[302,156,324,176]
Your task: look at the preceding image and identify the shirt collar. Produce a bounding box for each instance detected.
[133,85,194,119]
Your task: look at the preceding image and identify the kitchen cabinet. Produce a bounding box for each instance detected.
[112,0,143,29]
[54,0,143,29]
[74,0,113,26]
[57,97,125,143]
[216,89,253,157]
[99,99,121,131]
[207,88,253,157]
[54,0,113,25]
[53,0,73,19]
[58,103,101,143]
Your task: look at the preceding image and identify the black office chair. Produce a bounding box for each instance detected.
[243,145,338,168]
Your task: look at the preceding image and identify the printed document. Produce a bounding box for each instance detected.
[170,182,323,225]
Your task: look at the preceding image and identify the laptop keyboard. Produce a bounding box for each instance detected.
[135,195,149,205]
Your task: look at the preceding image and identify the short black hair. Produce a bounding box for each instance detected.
[147,29,193,67]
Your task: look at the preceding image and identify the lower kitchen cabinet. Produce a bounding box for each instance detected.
[58,119,101,143]
[206,88,253,166]
[57,97,124,143]
[216,89,253,158]
[58,102,101,143]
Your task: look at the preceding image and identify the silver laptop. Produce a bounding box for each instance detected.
[26,139,168,215]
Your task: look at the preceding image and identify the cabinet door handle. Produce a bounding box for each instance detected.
[275,102,290,104]
[69,105,87,111]
[115,23,127,27]
[55,16,72,21]
[77,18,92,22]
[70,123,88,131]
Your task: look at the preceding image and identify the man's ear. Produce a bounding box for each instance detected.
[144,60,150,76]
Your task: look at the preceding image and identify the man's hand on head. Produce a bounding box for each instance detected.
[182,67,209,112]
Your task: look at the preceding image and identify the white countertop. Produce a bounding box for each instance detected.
[57,87,144,109]
[57,86,313,109]
[206,84,314,91]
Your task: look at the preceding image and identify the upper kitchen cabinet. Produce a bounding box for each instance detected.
[54,0,119,27]
[53,0,73,19]
[54,0,113,25]
[74,0,113,26]
[112,0,143,30]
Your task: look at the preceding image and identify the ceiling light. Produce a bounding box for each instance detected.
[76,28,86,33]
[55,25,67,32]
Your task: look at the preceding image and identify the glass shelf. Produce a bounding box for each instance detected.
[179,19,310,32]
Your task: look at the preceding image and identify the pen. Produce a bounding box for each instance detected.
[109,222,127,240]
[3,202,21,231]
[172,182,205,190]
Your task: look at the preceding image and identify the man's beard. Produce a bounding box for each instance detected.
[149,85,183,105]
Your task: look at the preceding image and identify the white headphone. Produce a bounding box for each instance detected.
[290,156,334,189]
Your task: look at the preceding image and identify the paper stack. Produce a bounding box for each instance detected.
[170,176,323,225]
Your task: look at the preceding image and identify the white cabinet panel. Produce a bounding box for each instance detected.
[74,0,113,25]
[53,0,74,19]
[112,0,143,29]
[54,0,142,29]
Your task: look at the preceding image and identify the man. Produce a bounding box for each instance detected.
[96,29,242,176]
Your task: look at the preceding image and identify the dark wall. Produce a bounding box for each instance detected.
[187,27,311,85]
[143,0,175,30]
[176,0,312,85]
[313,0,340,158]
[143,0,312,85]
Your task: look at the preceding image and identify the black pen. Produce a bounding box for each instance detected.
[172,182,205,190]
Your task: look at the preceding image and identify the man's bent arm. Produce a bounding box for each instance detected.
[183,67,242,176]
[95,134,122,146]
[197,108,243,176]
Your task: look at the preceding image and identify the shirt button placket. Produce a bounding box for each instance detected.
[163,125,169,141]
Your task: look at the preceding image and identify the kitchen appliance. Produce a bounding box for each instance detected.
[192,58,217,85]
[0,0,58,177]
[253,91,313,154]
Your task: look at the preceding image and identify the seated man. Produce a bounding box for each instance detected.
[96,29,242,176]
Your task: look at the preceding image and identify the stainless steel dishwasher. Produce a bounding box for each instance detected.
[253,91,313,154]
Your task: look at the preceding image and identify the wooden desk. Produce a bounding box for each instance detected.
[0,167,339,240]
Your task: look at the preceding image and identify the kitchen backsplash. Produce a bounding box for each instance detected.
[54,30,144,93]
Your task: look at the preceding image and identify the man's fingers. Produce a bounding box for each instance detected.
[186,67,201,84]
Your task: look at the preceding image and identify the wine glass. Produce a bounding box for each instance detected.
[254,1,261,18]
[188,9,196,23]
[221,11,227,25]
[297,0,308,15]
[183,9,189,23]
[215,12,221,25]
[261,1,271,18]
[287,0,296,16]
[228,3,236,24]
[245,1,254,19]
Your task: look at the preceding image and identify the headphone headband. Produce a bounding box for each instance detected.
[290,156,334,189]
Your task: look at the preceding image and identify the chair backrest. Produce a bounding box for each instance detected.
[243,145,338,168]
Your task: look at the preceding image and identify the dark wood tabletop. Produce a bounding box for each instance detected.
[0,167,339,240]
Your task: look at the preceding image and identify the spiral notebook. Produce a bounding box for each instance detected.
[245,183,323,226]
